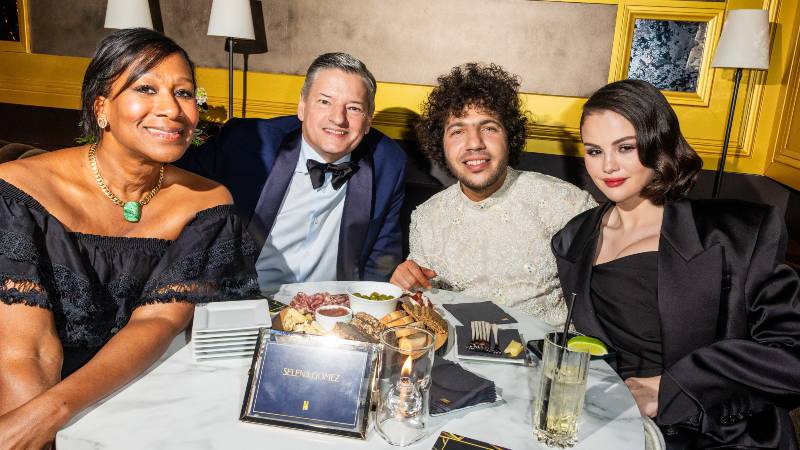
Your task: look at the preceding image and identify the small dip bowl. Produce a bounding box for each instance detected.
[346,281,403,319]
[315,305,352,332]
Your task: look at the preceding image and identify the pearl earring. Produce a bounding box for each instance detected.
[97,116,108,129]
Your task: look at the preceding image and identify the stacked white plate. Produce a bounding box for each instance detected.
[191,299,270,361]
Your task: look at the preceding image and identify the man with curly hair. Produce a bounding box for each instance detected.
[390,63,596,325]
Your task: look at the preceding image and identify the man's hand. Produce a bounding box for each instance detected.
[390,260,437,290]
[625,375,661,418]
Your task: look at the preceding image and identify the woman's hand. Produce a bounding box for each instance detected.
[0,395,66,450]
[390,260,437,290]
[625,375,661,418]
[0,303,190,450]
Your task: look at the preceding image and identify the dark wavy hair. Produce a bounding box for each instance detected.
[580,79,702,204]
[416,63,528,172]
[80,28,196,142]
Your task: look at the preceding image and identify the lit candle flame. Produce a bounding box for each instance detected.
[401,355,413,377]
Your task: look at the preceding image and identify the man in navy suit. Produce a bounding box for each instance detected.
[176,53,406,292]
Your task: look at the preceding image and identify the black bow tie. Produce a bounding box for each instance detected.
[306,159,359,190]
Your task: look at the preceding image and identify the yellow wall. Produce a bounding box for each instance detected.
[763,0,800,191]
[1,0,799,187]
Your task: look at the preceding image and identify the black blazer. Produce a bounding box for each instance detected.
[552,199,800,449]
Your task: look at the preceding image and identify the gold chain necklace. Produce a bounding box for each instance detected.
[88,143,165,223]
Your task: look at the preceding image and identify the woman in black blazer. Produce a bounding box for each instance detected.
[551,79,800,449]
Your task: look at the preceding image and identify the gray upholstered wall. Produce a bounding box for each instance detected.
[29,0,616,97]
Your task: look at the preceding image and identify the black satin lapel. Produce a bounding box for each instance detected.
[336,150,373,281]
[563,202,613,263]
[247,134,301,250]
[660,200,704,261]
[658,242,723,367]
[554,203,612,343]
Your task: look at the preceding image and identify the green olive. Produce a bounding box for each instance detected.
[353,291,394,301]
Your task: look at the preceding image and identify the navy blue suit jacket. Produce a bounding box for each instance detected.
[176,115,407,282]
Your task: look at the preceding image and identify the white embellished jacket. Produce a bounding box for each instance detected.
[408,168,596,326]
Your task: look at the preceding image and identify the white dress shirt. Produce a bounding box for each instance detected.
[408,168,597,326]
[256,138,350,293]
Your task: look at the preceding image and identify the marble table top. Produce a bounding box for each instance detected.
[57,281,645,449]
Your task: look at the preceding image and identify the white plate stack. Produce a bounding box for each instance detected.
[191,299,270,362]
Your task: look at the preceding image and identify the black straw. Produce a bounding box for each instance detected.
[557,293,577,370]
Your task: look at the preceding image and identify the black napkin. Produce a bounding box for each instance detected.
[455,326,525,362]
[443,302,517,325]
[431,431,511,450]
[429,358,497,415]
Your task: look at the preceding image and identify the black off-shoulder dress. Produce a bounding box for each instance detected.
[590,251,662,380]
[0,180,259,376]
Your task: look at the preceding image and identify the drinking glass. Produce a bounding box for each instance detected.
[533,331,590,448]
[375,326,434,447]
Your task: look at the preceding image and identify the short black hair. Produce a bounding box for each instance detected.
[416,63,528,172]
[80,28,196,141]
[581,79,702,204]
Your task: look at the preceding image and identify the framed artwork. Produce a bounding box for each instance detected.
[0,0,29,52]
[608,1,724,106]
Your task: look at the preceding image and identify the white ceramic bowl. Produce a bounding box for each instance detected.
[314,305,352,332]
[346,281,403,319]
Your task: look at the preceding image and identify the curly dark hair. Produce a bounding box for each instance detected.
[581,79,703,205]
[416,63,528,172]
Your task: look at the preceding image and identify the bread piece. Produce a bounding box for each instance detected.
[350,312,387,341]
[380,310,406,325]
[400,299,448,334]
[393,322,424,338]
[333,322,379,343]
[353,312,382,326]
[398,332,429,351]
[386,315,415,328]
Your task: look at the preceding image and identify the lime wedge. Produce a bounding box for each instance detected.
[567,336,608,356]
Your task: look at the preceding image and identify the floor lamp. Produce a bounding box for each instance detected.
[710,9,770,198]
[207,0,255,121]
[104,0,153,29]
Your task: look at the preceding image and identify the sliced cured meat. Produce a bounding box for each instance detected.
[289,291,349,314]
[402,291,432,307]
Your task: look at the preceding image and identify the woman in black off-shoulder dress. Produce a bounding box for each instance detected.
[0,29,257,448]
[552,80,800,449]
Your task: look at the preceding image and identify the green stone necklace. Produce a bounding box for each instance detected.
[88,143,165,223]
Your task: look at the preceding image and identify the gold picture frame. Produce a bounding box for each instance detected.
[608,0,724,107]
[0,0,30,53]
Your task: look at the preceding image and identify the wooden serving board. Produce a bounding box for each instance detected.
[270,307,449,353]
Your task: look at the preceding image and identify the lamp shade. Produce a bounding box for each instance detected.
[104,0,153,30]
[207,0,255,40]
[712,9,770,70]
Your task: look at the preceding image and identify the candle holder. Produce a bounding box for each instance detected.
[375,326,434,446]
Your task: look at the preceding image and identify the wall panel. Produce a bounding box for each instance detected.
[29,0,616,97]
[5,0,799,181]
[764,0,800,190]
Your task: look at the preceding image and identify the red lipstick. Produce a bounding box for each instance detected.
[603,178,626,187]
